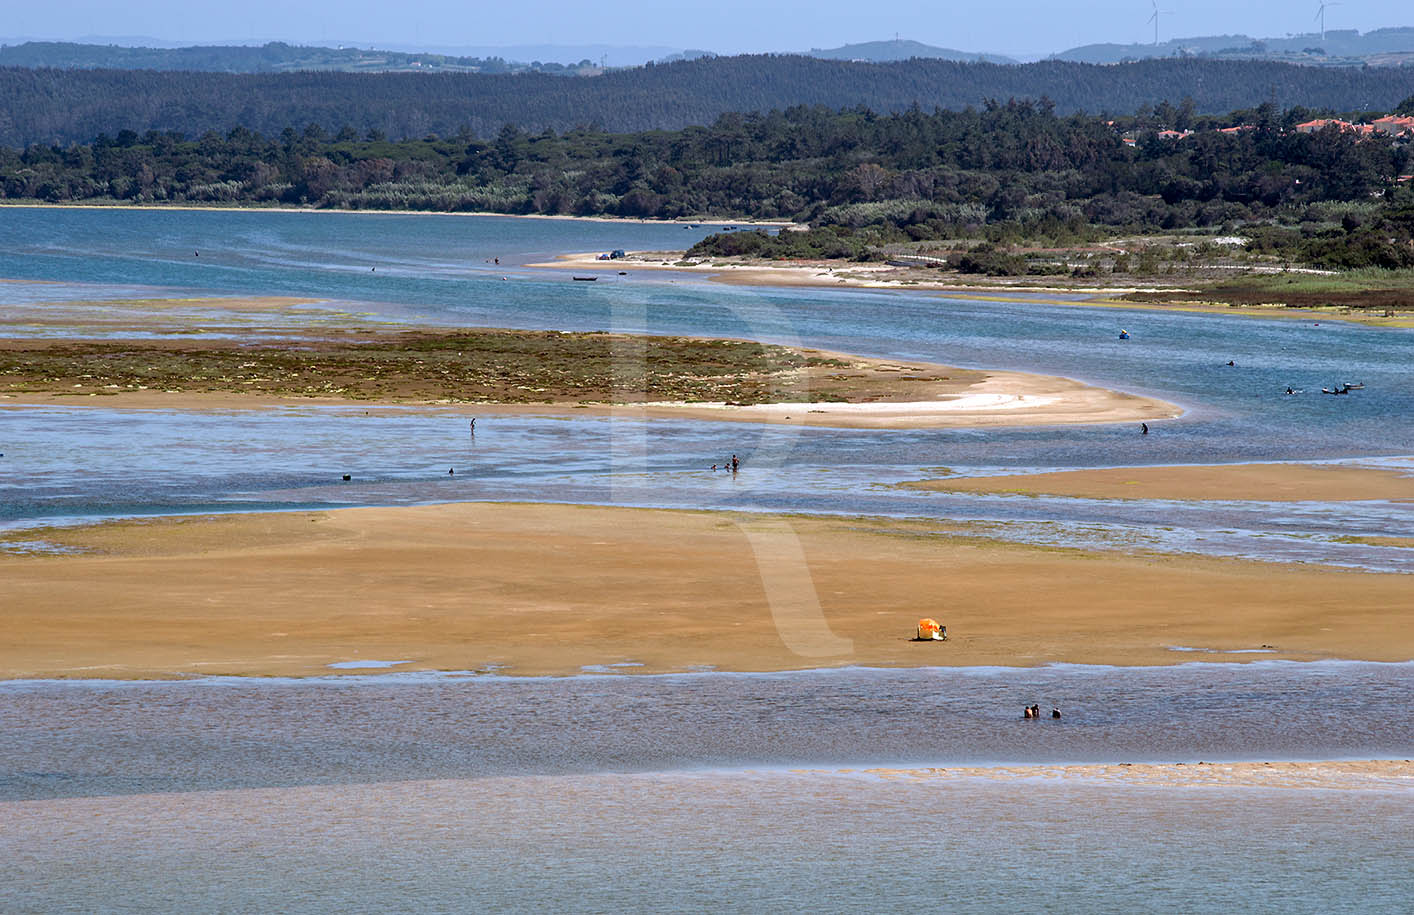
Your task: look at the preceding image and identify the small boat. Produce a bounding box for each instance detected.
[571,276,598,282]
[1344,382,1364,390]
[1118,330,1130,340]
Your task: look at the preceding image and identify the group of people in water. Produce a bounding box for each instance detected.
[1023,704,1061,719]
[711,454,741,473]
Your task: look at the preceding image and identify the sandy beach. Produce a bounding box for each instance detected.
[604,369,1178,428]
[904,462,1414,502]
[2,502,1409,680]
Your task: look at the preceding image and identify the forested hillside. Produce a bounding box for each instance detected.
[6,101,1412,262]
[7,55,1414,147]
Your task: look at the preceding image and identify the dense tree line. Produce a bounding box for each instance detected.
[5,101,1409,243]
[7,55,1414,148]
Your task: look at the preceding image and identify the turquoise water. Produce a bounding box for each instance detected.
[3,207,1412,568]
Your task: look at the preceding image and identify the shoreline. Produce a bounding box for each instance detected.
[532,251,1414,328]
[2,501,1408,681]
[4,656,1409,687]
[0,200,797,227]
[7,203,1408,326]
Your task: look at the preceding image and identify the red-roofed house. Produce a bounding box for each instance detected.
[1295,118,1354,134]
[1372,115,1414,137]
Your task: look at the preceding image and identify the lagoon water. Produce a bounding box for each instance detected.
[2,209,1412,910]
[2,207,1413,569]
[2,664,1412,912]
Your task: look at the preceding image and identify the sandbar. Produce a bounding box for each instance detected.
[0,323,1179,429]
[2,502,1409,680]
[903,462,1414,502]
[842,759,1414,790]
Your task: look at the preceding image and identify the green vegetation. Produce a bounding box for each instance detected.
[7,55,1414,148]
[1242,207,1414,269]
[688,227,881,261]
[5,101,1411,240]
[0,330,859,404]
[1125,265,1414,312]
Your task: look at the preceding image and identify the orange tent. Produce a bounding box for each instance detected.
[917,618,946,640]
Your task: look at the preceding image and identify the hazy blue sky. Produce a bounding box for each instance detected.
[4,1,1409,58]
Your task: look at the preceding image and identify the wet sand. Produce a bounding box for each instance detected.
[2,502,1409,679]
[903,462,1414,502]
[839,759,1414,789]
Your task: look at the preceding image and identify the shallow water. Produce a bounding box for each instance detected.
[2,665,1410,912]
[2,209,1412,910]
[5,402,1413,570]
[3,662,1409,801]
[3,770,1408,914]
[2,209,1412,569]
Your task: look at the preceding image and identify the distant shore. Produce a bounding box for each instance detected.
[532,250,1414,328]
[2,502,1409,680]
[0,200,797,227]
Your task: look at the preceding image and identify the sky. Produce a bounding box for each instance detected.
[3,1,1409,60]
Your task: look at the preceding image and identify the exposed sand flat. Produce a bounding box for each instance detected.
[632,371,1177,428]
[904,462,1414,502]
[0,322,1179,428]
[836,759,1414,790]
[2,503,1409,680]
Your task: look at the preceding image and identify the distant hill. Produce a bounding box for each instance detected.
[808,39,1015,65]
[1056,26,1414,66]
[7,55,1414,148]
[0,41,598,75]
[655,49,717,64]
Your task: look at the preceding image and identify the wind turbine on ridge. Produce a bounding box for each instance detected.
[1314,1,1341,42]
[1147,0,1174,47]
